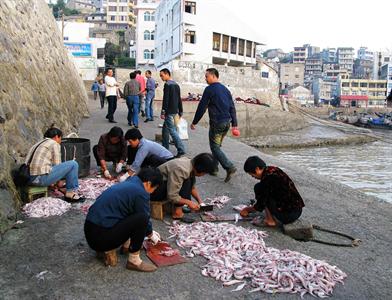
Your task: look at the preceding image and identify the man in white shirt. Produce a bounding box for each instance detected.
[105,69,119,123]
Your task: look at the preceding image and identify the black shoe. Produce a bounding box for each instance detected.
[144,119,149,123]
[224,167,237,183]
[175,153,185,158]
[109,120,117,123]
[105,115,109,119]
[134,125,138,128]
[128,123,133,126]
[141,111,145,117]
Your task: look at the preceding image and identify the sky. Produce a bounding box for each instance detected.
[218,0,392,53]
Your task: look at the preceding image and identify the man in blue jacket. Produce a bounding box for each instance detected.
[84,168,163,272]
[191,68,238,182]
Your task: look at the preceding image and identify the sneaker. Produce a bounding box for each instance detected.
[141,111,146,117]
[126,261,157,272]
[144,119,150,123]
[104,250,118,267]
[224,167,237,183]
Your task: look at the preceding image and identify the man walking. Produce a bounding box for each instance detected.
[191,68,238,182]
[144,70,156,122]
[105,69,119,123]
[123,72,140,128]
[135,70,146,117]
[159,68,186,157]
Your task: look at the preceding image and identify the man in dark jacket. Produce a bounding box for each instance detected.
[159,68,186,157]
[191,68,238,182]
[240,156,305,227]
[92,126,127,179]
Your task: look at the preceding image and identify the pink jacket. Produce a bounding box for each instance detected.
[136,74,146,94]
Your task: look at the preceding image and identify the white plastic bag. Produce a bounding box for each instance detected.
[176,117,189,140]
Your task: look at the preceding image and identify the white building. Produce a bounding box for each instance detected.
[154,0,264,68]
[337,47,354,76]
[357,47,374,61]
[373,51,392,79]
[130,0,160,68]
[287,85,314,106]
[380,63,392,95]
[57,22,106,80]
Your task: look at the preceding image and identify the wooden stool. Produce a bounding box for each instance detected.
[150,200,171,220]
[21,186,48,203]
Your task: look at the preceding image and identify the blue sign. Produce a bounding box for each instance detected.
[64,43,92,57]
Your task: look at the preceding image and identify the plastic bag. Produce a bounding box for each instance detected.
[176,117,189,140]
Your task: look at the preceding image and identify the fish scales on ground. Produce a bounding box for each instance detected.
[23,197,71,218]
[78,178,116,199]
[169,222,347,298]
[204,195,231,209]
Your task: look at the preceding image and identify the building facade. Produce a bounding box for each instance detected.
[353,58,373,79]
[305,54,322,78]
[130,0,160,68]
[337,76,387,107]
[323,63,348,81]
[380,63,392,96]
[287,86,314,106]
[373,51,392,79]
[357,47,374,61]
[312,78,336,104]
[337,47,354,76]
[279,63,305,89]
[106,0,135,30]
[154,0,264,68]
[321,47,337,63]
[66,0,96,13]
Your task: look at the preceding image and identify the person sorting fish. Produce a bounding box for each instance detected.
[119,128,174,182]
[92,126,127,179]
[150,153,218,219]
[84,168,162,272]
[240,156,305,227]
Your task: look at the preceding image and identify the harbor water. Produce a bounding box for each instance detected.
[263,130,392,203]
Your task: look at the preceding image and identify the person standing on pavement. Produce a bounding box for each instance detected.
[123,72,141,128]
[191,68,239,183]
[91,81,99,100]
[135,70,146,118]
[144,70,156,122]
[98,79,106,109]
[159,68,186,157]
[105,69,119,123]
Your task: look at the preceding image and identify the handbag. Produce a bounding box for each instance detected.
[13,140,46,187]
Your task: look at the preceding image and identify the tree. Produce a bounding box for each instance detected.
[115,57,135,68]
[49,0,80,19]
[104,42,121,66]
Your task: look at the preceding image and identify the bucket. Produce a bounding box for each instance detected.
[61,138,91,178]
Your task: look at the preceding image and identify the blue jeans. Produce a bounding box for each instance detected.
[162,114,185,155]
[126,95,139,126]
[30,160,79,192]
[145,91,155,120]
[209,122,234,170]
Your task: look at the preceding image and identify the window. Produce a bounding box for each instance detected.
[238,39,245,55]
[110,16,115,21]
[342,82,350,87]
[109,6,116,11]
[119,6,127,12]
[246,41,252,57]
[369,83,376,88]
[230,37,237,54]
[360,82,368,88]
[97,48,104,59]
[185,1,196,14]
[222,35,229,53]
[351,82,358,87]
[185,30,196,44]
[212,32,220,51]
[144,49,151,60]
[295,75,300,78]
[150,30,155,40]
[151,12,155,21]
[144,12,151,21]
[144,30,151,40]
[261,72,269,78]
[150,50,154,59]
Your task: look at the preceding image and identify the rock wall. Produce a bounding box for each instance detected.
[0,0,89,233]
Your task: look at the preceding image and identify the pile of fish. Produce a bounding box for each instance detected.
[23,197,71,218]
[78,178,116,199]
[204,195,231,209]
[169,222,347,298]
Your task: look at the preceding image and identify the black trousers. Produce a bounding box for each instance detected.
[254,182,302,225]
[84,213,149,253]
[92,145,121,167]
[106,96,117,121]
[150,176,194,204]
[127,146,170,169]
[99,91,106,108]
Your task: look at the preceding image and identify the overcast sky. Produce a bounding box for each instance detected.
[218,0,392,53]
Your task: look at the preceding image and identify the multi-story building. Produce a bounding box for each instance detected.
[66,0,96,13]
[373,51,392,79]
[337,47,354,76]
[322,63,348,81]
[293,44,320,64]
[155,0,264,68]
[130,0,160,68]
[353,58,373,79]
[287,86,314,106]
[85,12,107,28]
[106,0,135,30]
[357,47,374,61]
[305,54,322,78]
[380,63,392,95]
[279,63,305,89]
[93,0,107,13]
[337,75,387,107]
[312,78,336,104]
[321,48,337,63]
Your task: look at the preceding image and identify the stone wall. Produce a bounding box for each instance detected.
[115,60,280,108]
[0,0,89,233]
